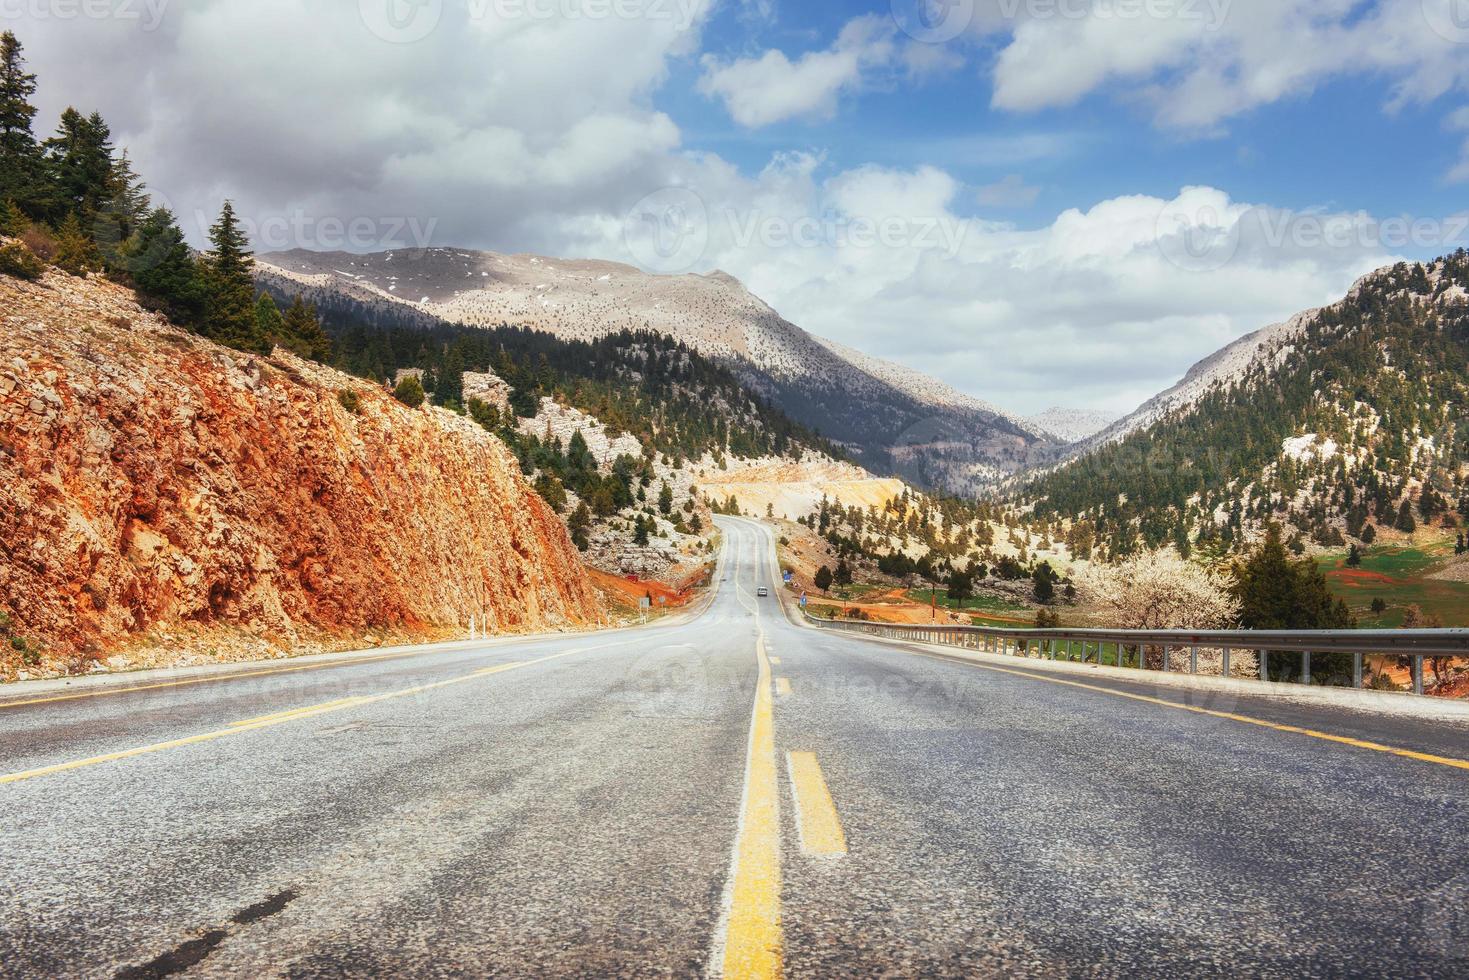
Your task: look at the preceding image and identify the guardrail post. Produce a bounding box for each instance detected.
[1190,645,1198,674]
[1162,645,1170,672]
[1413,657,1424,695]
[1300,651,1310,686]
[1353,653,1363,689]
[1222,647,1231,677]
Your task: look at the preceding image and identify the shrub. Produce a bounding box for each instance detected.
[338,389,362,414]
[0,240,45,281]
[392,375,426,408]
[19,226,57,261]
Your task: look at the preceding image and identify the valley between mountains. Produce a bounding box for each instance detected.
[3,233,1469,696]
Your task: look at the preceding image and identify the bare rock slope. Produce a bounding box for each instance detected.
[0,266,601,675]
[256,248,1057,493]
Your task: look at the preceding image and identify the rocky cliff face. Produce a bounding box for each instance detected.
[0,265,602,678]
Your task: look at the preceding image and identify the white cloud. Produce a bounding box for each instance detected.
[697,15,897,127]
[1447,106,1469,183]
[985,0,1469,144]
[569,168,1422,416]
[17,0,714,247]
[9,0,1447,419]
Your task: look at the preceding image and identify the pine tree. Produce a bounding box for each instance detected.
[128,207,202,321]
[43,108,114,223]
[93,148,148,267]
[281,296,330,362]
[1395,500,1416,534]
[1360,523,1376,545]
[392,374,425,408]
[200,202,266,353]
[1232,525,1351,630]
[0,32,44,216]
[53,211,98,274]
[567,501,592,551]
[1346,544,1362,567]
[254,292,284,346]
[658,481,673,516]
[0,197,25,235]
[814,565,834,592]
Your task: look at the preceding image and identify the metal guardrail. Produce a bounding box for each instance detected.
[800,611,1469,696]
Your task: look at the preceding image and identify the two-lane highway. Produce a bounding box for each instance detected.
[2,518,1467,977]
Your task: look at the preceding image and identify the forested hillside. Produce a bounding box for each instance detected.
[1022,253,1469,557]
[301,292,842,468]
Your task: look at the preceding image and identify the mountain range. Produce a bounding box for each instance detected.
[255,248,1063,494]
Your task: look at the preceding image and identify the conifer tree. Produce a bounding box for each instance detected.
[254,292,284,346]
[0,32,44,215]
[43,108,114,223]
[128,207,202,320]
[567,501,592,551]
[1232,525,1351,630]
[93,149,148,267]
[53,211,98,274]
[200,201,266,352]
[281,296,330,362]
[0,197,26,235]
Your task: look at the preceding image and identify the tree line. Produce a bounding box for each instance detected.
[0,31,327,359]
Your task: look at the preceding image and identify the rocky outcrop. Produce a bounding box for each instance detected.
[0,266,602,677]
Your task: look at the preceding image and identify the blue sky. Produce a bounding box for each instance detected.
[17,0,1469,416]
[669,0,1466,255]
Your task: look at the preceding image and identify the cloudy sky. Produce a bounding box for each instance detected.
[11,0,1469,416]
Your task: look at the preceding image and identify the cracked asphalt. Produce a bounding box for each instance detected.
[1,518,1466,978]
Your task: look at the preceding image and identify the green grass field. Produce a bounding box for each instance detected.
[903,588,1030,614]
[1318,540,1469,627]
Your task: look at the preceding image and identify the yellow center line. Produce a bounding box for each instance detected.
[0,648,435,711]
[786,752,847,858]
[230,697,370,728]
[0,647,609,787]
[775,677,791,697]
[716,627,781,977]
[769,657,781,665]
[901,649,1469,773]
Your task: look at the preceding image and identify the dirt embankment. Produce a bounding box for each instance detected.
[0,268,603,679]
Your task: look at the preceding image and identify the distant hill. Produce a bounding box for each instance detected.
[1022,252,1469,557]
[255,248,1058,493]
[1025,407,1116,444]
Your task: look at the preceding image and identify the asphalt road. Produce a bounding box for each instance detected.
[2,518,1467,978]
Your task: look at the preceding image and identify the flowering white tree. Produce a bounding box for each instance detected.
[1080,550,1252,676]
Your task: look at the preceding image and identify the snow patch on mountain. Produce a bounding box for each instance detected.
[1025,407,1116,444]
